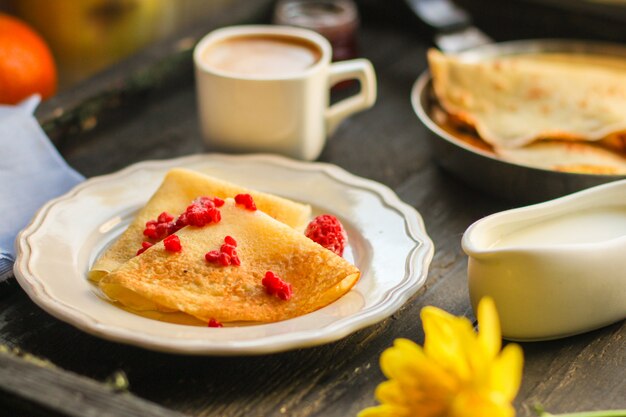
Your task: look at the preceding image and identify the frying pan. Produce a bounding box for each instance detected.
[407,0,626,203]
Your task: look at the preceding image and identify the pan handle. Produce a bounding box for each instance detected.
[405,0,492,52]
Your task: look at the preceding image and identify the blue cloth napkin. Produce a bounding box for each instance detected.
[0,96,84,282]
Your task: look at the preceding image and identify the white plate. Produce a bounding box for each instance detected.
[14,154,434,355]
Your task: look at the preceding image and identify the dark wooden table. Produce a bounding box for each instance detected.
[1,1,624,416]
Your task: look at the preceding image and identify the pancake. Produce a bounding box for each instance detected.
[99,199,360,323]
[428,49,626,148]
[497,140,626,174]
[430,98,626,174]
[90,168,311,281]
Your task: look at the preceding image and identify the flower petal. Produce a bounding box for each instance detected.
[422,306,475,380]
[380,339,424,383]
[489,343,524,400]
[375,380,406,406]
[375,374,452,417]
[383,338,459,392]
[450,390,515,417]
[379,338,461,415]
[477,297,501,360]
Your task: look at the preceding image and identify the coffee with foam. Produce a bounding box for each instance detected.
[202,35,322,77]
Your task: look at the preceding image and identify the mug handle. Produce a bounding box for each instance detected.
[326,59,377,136]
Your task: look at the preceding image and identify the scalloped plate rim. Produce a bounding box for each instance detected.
[14,153,434,355]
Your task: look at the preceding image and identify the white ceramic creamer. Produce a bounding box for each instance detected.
[463,179,626,341]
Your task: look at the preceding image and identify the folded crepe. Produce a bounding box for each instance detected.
[497,140,626,174]
[99,199,360,323]
[90,168,311,281]
[428,49,626,149]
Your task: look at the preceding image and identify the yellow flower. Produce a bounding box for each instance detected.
[359,297,524,417]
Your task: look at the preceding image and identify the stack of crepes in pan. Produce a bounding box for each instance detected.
[90,168,360,324]
[428,49,626,174]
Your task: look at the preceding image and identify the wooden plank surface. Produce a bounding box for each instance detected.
[1,1,625,416]
[0,348,187,417]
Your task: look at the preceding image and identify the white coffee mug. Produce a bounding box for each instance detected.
[194,25,376,160]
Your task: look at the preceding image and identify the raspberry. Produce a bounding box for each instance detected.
[163,235,182,252]
[218,252,231,266]
[143,211,176,240]
[184,205,212,227]
[205,250,220,263]
[192,196,225,209]
[155,222,169,238]
[193,196,216,208]
[142,198,222,242]
[168,222,184,236]
[220,244,237,257]
[158,212,174,223]
[178,197,223,228]
[220,244,240,265]
[208,318,223,328]
[262,271,292,300]
[235,193,257,211]
[174,213,188,229]
[143,224,157,239]
[205,236,241,267]
[305,214,347,256]
[276,285,292,300]
[135,241,154,256]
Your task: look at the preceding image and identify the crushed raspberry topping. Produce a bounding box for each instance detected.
[179,198,222,227]
[229,255,241,266]
[144,198,223,241]
[205,236,240,266]
[234,193,257,211]
[158,212,174,223]
[220,243,236,257]
[305,214,347,256]
[193,196,224,209]
[135,241,154,256]
[218,252,231,266]
[163,235,182,252]
[205,250,220,263]
[208,318,223,328]
[262,271,292,300]
[143,211,177,240]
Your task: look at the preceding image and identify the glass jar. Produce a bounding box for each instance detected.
[273,0,359,61]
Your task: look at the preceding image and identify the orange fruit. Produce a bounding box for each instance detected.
[0,13,57,104]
